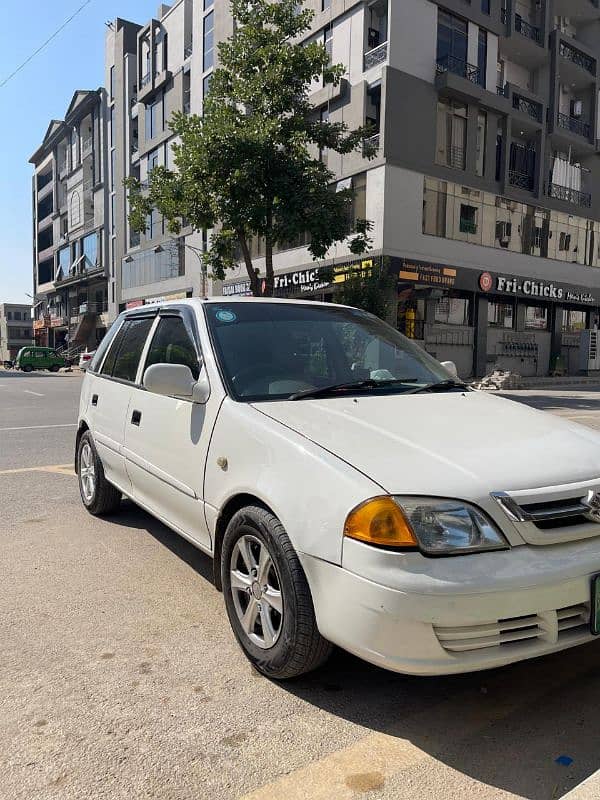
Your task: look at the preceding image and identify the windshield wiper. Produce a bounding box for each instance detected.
[405,379,469,395]
[289,378,419,401]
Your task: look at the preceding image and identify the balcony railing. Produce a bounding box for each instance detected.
[184,43,193,59]
[362,133,381,156]
[559,40,596,75]
[459,218,477,234]
[497,84,508,96]
[548,182,592,207]
[448,145,466,170]
[363,41,388,71]
[509,170,535,191]
[557,112,591,138]
[140,71,151,88]
[436,54,481,85]
[514,14,542,44]
[512,94,543,122]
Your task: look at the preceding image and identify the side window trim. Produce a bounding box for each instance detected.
[134,315,161,386]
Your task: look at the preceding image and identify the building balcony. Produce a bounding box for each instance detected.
[184,42,193,59]
[509,170,535,191]
[502,9,542,45]
[548,182,592,208]
[436,55,481,85]
[37,179,53,202]
[557,112,591,139]
[559,39,597,76]
[363,42,388,71]
[37,244,55,262]
[512,93,543,123]
[362,133,381,157]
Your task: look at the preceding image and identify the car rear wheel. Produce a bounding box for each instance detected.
[49,364,60,372]
[22,365,33,373]
[221,505,332,679]
[77,431,121,516]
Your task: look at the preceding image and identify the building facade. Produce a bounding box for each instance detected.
[0,303,33,362]
[29,90,109,352]
[106,1,230,318]
[219,0,600,378]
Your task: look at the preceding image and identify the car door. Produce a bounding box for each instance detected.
[86,312,157,494]
[122,306,220,551]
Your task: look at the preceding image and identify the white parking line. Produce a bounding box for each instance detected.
[0,423,76,432]
[23,389,44,397]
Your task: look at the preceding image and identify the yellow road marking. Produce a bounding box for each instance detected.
[0,463,75,476]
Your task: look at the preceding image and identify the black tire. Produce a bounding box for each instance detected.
[221,505,332,680]
[23,365,33,373]
[49,364,60,373]
[77,431,122,516]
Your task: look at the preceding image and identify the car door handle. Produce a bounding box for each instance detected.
[91,394,98,406]
[131,409,142,426]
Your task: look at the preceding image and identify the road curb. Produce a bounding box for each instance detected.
[561,770,600,799]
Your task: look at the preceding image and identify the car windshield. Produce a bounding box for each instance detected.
[204,302,455,402]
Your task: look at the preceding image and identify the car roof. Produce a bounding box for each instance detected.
[121,296,354,316]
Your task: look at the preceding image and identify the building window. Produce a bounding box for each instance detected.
[13,311,21,321]
[148,148,160,172]
[204,0,213,8]
[459,203,477,234]
[82,232,98,269]
[434,294,471,326]
[69,190,81,227]
[488,302,514,328]
[145,93,164,140]
[319,107,329,162]
[146,207,163,239]
[563,309,586,332]
[352,173,367,223]
[481,0,491,13]
[110,66,115,99]
[436,10,468,73]
[525,306,549,330]
[203,11,214,71]
[478,28,488,87]
[111,149,116,191]
[57,246,70,278]
[111,195,115,235]
[475,111,487,177]
[70,126,79,169]
[436,99,467,170]
[324,23,333,64]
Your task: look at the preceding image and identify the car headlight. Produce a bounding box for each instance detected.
[344,496,509,555]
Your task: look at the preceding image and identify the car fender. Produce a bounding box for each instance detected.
[204,398,383,565]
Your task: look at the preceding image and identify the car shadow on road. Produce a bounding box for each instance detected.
[282,643,600,799]
[109,499,215,585]
[501,389,600,413]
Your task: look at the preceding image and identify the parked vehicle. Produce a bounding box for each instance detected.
[15,346,67,373]
[79,350,96,370]
[76,299,600,679]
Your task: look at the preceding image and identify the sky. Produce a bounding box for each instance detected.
[0,0,157,304]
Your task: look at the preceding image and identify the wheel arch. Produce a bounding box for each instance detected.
[74,421,89,473]
[212,493,274,591]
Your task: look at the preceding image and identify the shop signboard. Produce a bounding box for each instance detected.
[478,271,598,306]
[221,257,379,298]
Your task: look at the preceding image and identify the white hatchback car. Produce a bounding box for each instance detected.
[77,298,600,679]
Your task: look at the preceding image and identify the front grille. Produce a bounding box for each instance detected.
[492,491,597,532]
[434,604,590,654]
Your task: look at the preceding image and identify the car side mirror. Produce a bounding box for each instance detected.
[143,363,210,404]
[441,360,459,379]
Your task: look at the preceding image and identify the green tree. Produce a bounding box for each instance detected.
[335,258,397,321]
[125,0,375,297]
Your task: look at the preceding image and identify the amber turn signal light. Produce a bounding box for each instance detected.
[344,496,418,548]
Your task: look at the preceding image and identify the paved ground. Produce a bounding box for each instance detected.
[4,371,600,800]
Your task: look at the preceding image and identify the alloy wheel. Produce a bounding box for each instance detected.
[79,442,96,503]
[229,534,283,649]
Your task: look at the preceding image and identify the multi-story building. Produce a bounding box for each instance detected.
[220,0,600,378]
[29,89,109,352]
[0,303,33,363]
[106,1,227,318]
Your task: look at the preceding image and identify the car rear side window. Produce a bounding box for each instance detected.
[101,317,154,382]
[143,315,200,380]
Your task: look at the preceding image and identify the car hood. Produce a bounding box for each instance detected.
[253,391,600,497]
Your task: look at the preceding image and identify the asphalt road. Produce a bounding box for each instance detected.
[3,371,600,800]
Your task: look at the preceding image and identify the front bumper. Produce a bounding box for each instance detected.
[299,540,600,675]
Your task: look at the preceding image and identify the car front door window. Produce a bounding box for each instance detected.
[143,315,200,380]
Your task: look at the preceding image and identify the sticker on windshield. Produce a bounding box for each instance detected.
[216,309,237,323]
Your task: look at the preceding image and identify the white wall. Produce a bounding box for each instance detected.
[388,0,437,83]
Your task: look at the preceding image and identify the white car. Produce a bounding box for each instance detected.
[79,350,96,370]
[76,298,600,679]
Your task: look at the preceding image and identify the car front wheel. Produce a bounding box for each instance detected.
[221,505,332,679]
[77,431,121,516]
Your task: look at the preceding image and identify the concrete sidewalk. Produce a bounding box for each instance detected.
[562,770,600,799]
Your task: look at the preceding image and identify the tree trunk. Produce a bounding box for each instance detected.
[237,232,261,296]
[264,206,275,298]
